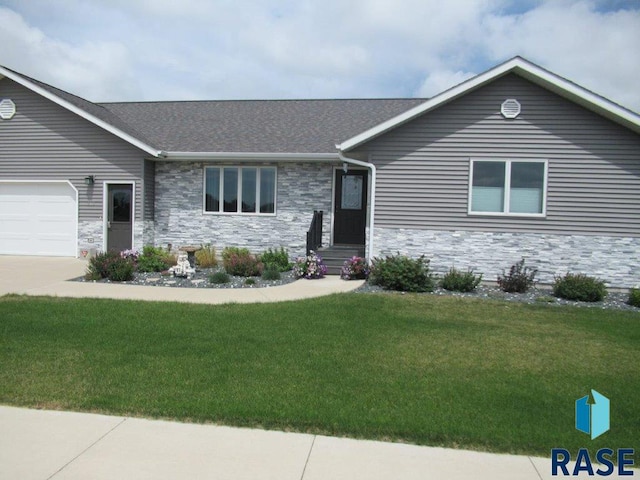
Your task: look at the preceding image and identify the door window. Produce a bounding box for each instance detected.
[111,188,131,222]
[341,174,363,210]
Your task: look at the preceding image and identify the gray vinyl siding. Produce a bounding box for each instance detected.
[358,74,640,237]
[0,78,148,222]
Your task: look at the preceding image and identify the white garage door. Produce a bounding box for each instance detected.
[0,182,77,256]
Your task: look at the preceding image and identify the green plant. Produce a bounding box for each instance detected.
[222,247,263,277]
[440,267,482,292]
[209,271,231,284]
[137,246,173,272]
[259,247,291,272]
[369,253,435,292]
[628,288,640,308]
[497,258,537,293]
[341,256,370,280]
[536,295,556,304]
[85,251,121,280]
[195,244,218,268]
[293,251,328,279]
[106,256,135,282]
[553,273,608,302]
[261,266,281,281]
[244,278,256,286]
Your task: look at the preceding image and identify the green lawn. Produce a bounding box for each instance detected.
[0,293,638,458]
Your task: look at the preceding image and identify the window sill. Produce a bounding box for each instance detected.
[468,211,546,219]
[202,211,277,217]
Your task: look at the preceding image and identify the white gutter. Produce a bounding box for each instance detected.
[337,150,376,263]
[161,151,339,161]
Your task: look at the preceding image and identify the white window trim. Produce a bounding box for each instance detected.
[468,159,548,217]
[202,166,277,216]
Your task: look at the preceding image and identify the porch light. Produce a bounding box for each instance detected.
[84,175,95,186]
[342,162,349,173]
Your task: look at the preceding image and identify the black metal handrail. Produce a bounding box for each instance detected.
[306,210,323,255]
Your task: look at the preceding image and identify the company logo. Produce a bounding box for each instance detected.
[575,389,610,440]
[551,390,635,476]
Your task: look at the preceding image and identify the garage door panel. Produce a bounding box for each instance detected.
[0,182,77,256]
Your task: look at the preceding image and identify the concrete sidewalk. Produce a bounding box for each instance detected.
[0,256,364,303]
[0,405,607,480]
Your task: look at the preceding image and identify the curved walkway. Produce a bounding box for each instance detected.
[0,256,364,303]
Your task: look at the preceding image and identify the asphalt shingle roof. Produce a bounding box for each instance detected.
[3,66,426,154]
[101,98,426,153]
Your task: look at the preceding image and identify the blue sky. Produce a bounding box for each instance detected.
[0,0,639,112]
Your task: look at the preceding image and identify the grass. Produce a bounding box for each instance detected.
[0,293,638,458]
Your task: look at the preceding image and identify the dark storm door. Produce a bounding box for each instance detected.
[334,170,368,245]
[107,184,133,252]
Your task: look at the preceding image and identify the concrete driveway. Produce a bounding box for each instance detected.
[0,256,87,295]
[0,255,363,303]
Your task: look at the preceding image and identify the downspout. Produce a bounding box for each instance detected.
[337,150,376,263]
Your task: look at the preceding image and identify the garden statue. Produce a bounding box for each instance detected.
[168,251,196,278]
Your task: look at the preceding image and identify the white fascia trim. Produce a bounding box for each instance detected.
[338,57,640,151]
[0,68,161,157]
[162,151,339,161]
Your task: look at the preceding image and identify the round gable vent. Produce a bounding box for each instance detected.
[501,99,521,119]
[0,99,16,120]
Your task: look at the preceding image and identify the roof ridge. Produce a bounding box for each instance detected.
[99,97,428,106]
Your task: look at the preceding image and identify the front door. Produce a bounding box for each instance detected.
[106,184,133,252]
[334,170,367,245]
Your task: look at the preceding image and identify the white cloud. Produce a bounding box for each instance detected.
[416,70,477,98]
[480,1,640,110]
[0,6,139,100]
[0,0,638,112]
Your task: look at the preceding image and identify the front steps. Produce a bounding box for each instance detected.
[317,245,365,276]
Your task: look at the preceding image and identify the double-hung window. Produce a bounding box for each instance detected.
[204,166,276,214]
[469,159,547,216]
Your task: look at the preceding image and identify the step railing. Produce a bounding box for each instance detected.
[306,210,323,255]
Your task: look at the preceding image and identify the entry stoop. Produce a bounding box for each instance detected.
[317,245,365,275]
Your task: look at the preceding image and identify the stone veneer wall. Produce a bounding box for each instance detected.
[78,219,147,256]
[78,220,103,256]
[154,161,334,258]
[374,228,640,287]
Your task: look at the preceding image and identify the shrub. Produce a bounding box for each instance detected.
[440,267,482,292]
[293,251,328,279]
[222,247,251,263]
[553,273,607,302]
[259,247,291,272]
[85,251,121,280]
[244,278,256,286]
[262,266,281,281]
[497,258,537,293]
[137,246,173,272]
[195,244,218,268]
[628,288,640,308]
[369,254,435,293]
[341,256,370,280]
[106,256,135,282]
[209,271,231,284]
[222,247,263,276]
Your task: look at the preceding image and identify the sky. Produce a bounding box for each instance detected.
[0,0,639,112]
